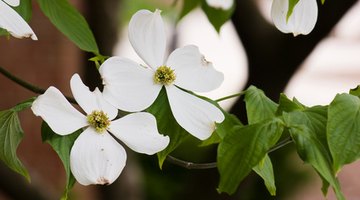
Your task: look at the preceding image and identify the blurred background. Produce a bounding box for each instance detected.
[0,0,360,199]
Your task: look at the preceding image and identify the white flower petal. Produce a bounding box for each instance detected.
[166,45,224,92]
[3,0,19,7]
[271,0,318,36]
[0,0,37,40]
[31,87,87,135]
[128,9,166,69]
[206,0,233,10]
[70,74,118,120]
[166,85,225,140]
[100,57,162,112]
[70,128,126,186]
[110,112,169,155]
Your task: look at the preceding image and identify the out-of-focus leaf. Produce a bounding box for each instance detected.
[201,0,235,32]
[36,0,99,53]
[178,0,201,21]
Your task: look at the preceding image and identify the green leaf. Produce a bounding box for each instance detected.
[36,0,99,53]
[41,122,81,200]
[287,0,300,22]
[253,154,276,196]
[12,97,36,112]
[349,85,360,97]
[200,111,242,146]
[284,106,345,200]
[217,118,284,194]
[147,88,189,167]
[328,93,360,174]
[178,0,201,21]
[0,0,33,36]
[0,109,30,181]
[244,86,278,124]
[276,93,305,115]
[201,0,235,32]
[13,0,33,21]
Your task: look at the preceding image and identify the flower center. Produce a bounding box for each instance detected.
[87,110,110,133]
[154,66,176,85]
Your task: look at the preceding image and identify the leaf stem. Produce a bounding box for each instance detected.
[215,92,244,102]
[166,155,217,169]
[166,137,293,169]
[0,65,76,104]
[268,136,293,153]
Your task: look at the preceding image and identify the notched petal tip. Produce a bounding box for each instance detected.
[70,129,127,186]
[0,0,38,41]
[96,177,110,185]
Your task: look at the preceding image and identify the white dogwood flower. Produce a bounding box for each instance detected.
[206,0,234,10]
[31,74,169,185]
[100,9,225,140]
[0,0,37,40]
[271,0,318,36]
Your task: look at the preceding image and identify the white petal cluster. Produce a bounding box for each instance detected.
[271,0,318,36]
[206,0,234,10]
[100,9,225,140]
[0,0,37,40]
[31,74,169,185]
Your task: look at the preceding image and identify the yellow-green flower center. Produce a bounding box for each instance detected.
[87,110,110,133]
[154,66,176,85]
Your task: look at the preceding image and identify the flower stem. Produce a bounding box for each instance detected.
[0,65,76,104]
[215,92,244,102]
[166,137,293,169]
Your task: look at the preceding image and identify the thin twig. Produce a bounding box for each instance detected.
[166,155,217,169]
[0,65,76,104]
[268,137,293,153]
[215,92,244,102]
[0,66,45,94]
[166,137,293,169]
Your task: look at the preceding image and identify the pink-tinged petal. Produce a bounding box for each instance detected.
[166,45,224,92]
[70,74,118,120]
[3,0,19,7]
[100,57,162,112]
[109,112,169,155]
[271,0,318,36]
[128,9,166,69]
[0,0,37,40]
[31,87,87,135]
[206,0,233,10]
[70,128,126,186]
[166,85,225,140]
